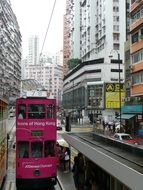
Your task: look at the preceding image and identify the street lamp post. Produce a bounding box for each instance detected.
[109,50,122,126]
[72,80,74,123]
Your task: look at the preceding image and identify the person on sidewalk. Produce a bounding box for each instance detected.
[72,156,79,190]
[59,146,66,170]
[77,153,85,190]
[63,147,70,173]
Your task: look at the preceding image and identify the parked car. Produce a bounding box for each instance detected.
[113,133,138,145]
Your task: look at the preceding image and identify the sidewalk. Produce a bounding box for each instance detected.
[57,169,76,190]
[6,117,15,134]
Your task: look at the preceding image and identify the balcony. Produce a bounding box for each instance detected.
[130,0,143,12]
[131,83,143,96]
[131,39,143,54]
[130,18,143,32]
[131,61,143,73]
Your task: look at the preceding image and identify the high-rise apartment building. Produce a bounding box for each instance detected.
[63,0,71,76]
[68,0,126,62]
[130,0,143,97]
[0,0,22,102]
[28,35,39,65]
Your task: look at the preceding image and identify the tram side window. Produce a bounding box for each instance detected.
[44,141,55,157]
[47,104,56,119]
[32,142,43,158]
[28,104,45,119]
[18,141,29,158]
[18,104,26,119]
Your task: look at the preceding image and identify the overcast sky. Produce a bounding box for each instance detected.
[11,0,66,57]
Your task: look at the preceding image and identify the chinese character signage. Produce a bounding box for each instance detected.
[105,83,125,109]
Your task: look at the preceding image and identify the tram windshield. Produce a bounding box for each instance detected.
[28,104,45,119]
[18,141,29,158]
[32,142,43,158]
[44,141,55,157]
[47,104,56,118]
[18,104,26,119]
[17,102,57,120]
[17,141,56,158]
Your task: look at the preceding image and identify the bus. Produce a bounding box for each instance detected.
[16,91,57,190]
[0,98,8,189]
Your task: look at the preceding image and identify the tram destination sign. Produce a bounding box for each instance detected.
[17,121,56,126]
[31,130,43,137]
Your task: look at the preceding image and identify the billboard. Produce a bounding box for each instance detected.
[105,83,125,109]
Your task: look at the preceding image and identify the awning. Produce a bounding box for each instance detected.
[117,114,135,120]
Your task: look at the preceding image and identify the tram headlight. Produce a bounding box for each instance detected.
[34,169,40,176]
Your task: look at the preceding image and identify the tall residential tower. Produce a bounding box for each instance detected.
[28,35,39,65]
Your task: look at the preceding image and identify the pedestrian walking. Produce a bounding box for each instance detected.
[72,156,79,189]
[72,153,85,190]
[77,153,85,190]
[63,147,70,173]
[59,146,66,170]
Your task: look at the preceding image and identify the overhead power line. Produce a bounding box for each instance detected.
[40,0,57,56]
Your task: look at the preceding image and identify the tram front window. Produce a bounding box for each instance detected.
[44,141,55,157]
[47,104,56,119]
[28,104,45,119]
[32,142,43,158]
[18,141,29,158]
[18,104,26,119]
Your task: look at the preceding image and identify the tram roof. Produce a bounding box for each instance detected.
[20,90,54,99]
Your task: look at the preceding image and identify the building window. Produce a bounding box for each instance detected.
[113,25,119,31]
[132,49,143,64]
[132,71,143,85]
[113,43,120,50]
[131,32,139,44]
[131,7,143,23]
[113,33,119,41]
[113,16,119,22]
[113,6,119,12]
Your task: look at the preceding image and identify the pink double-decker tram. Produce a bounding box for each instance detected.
[16,91,57,190]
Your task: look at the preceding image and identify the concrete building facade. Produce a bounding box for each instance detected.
[130,0,143,97]
[28,35,39,65]
[63,0,126,122]
[23,54,63,101]
[0,0,22,103]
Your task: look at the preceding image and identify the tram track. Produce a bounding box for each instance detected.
[73,132,143,172]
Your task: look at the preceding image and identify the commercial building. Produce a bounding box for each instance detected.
[63,0,126,122]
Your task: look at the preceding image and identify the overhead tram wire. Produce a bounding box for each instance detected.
[39,0,57,57]
[38,0,57,86]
